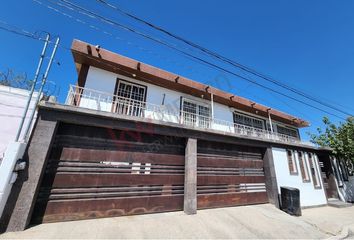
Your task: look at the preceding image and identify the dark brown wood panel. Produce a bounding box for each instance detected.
[198,176,265,185]
[197,140,268,209]
[198,157,263,168]
[33,195,184,223]
[60,148,184,165]
[31,123,185,223]
[197,192,268,209]
[51,174,184,188]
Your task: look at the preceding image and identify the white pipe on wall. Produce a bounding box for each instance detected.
[0,142,27,218]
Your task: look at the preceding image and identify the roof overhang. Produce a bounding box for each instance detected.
[71,39,309,128]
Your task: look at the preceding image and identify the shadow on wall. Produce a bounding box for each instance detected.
[333,158,354,203]
[0,150,29,233]
[342,176,354,203]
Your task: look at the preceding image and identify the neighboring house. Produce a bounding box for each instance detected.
[317,149,354,203]
[0,39,345,232]
[0,85,38,162]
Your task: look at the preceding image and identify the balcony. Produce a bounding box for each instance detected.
[65,85,303,145]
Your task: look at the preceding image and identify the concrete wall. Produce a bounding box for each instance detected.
[272,148,327,207]
[0,86,38,163]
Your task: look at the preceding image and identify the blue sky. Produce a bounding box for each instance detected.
[1,0,354,141]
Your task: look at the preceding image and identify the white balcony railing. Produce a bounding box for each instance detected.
[65,85,302,145]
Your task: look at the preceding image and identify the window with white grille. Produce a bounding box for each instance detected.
[182,98,210,128]
[233,112,265,129]
[114,79,147,117]
[277,125,299,138]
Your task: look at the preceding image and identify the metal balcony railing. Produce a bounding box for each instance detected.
[65,85,302,145]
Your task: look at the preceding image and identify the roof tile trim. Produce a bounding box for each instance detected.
[71,39,309,128]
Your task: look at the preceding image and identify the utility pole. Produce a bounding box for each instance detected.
[23,37,60,142]
[14,33,50,142]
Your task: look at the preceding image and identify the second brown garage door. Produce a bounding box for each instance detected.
[31,123,185,223]
[197,141,268,209]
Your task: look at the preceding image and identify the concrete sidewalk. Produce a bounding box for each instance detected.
[0,204,353,239]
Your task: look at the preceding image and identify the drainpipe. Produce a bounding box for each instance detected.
[267,109,274,133]
[211,93,214,119]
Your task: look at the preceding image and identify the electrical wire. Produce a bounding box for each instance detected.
[40,0,348,120]
[35,0,216,82]
[96,0,354,117]
[1,12,347,122]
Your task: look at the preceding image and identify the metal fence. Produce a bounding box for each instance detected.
[66,85,302,145]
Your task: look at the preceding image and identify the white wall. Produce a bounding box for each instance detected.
[79,67,117,112]
[272,148,327,207]
[83,67,234,126]
[0,142,27,218]
[0,86,38,162]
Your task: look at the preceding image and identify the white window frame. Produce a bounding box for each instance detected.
[233,111,265,130]
[287,150,298,175]
[181,97,211,128]
[307,153,322,189]
[297,151,310,182]
[276,124,299,139]
[114,79,147,116]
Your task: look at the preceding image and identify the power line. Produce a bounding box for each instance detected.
[46,0,347,120]
[96,0,353,117]
[0,20,190,92]
[2,8,346,122]
[0,21,41,40]
[33,0,216,82]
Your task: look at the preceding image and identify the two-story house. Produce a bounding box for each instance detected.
[2,39,335,231]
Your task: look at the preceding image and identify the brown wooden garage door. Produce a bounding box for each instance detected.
[197,141,268,209]
[32,123,185,223]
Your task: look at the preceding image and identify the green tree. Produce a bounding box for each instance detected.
[308,116,354,163]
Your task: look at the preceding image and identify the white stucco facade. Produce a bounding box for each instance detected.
[0,86,38,162]
[80,66,235,126]
[78,66,303,141]
[272,148,327,207]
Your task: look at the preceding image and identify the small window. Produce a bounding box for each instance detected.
[308,153,321,189]
[181,98,210,128]
[298,151,310,182]
[287,150,298,175]
[114,79,147,117]
[277,125,299,139]
[233,112,265,129]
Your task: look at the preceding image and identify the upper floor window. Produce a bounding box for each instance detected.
[233,112,265,130]
[298,151,310,182]
[181,98,210,128]
[277,125,299,139]
[308,153,321,189]
[113,79,147,117]
[287,150,298,175]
